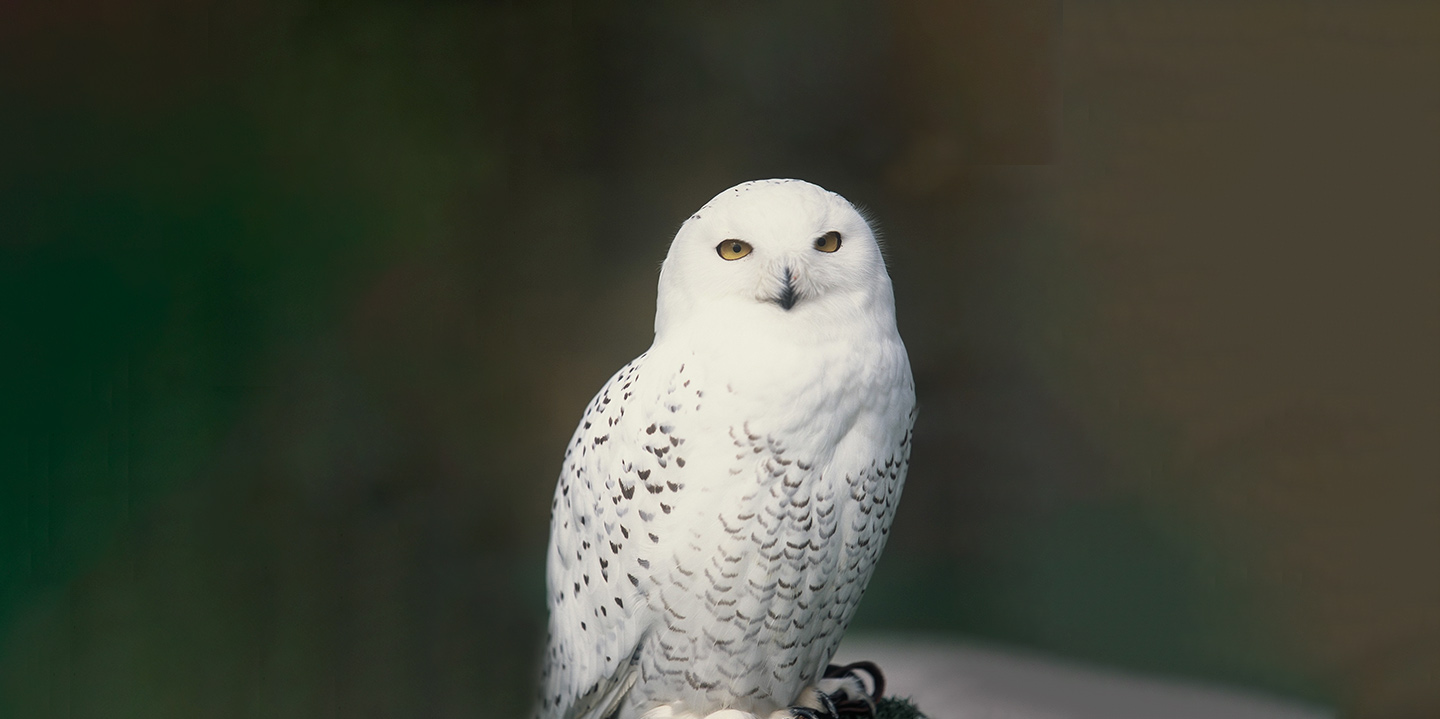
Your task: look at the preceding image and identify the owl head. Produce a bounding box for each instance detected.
[655,179,896,339]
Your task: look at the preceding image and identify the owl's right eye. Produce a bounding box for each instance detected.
[716,240,753,260]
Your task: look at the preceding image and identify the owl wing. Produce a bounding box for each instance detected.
[539,354,683,719]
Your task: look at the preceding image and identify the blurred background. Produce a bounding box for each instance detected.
[1,1,1435,717]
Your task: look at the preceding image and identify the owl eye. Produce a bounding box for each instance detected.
[716,240,753,260]
[814,231,842,253]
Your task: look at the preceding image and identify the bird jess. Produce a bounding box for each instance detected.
[538,179,916,719]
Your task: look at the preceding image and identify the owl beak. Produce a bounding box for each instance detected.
[776,266,798,310]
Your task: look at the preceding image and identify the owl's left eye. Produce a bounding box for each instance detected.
[814,231,842,253]
[716,240,753,260]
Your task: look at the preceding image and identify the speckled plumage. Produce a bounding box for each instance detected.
[538,180,915,719]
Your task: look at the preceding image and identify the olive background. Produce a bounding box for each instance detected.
[1,2,1435,718]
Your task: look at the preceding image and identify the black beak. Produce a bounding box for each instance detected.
[777,267,798,310]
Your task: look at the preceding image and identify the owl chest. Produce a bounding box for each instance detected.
[663,434,857,616]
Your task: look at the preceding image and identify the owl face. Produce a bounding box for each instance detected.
[655,179,892,336]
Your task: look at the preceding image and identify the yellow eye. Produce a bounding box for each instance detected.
[814,231,842,253]
[716,239,753,260]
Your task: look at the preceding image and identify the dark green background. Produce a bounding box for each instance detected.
[2,2,1436,717]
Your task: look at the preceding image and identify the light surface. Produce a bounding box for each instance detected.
[834,637,1334,719]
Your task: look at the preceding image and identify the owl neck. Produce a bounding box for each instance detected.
[646,285,909,446]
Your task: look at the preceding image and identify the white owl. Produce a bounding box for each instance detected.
[538,179,915,719]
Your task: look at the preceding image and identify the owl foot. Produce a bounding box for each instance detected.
[766,688,840,717]
[775,709,833,719]
[818,661,886,718]
[766,686,839,719]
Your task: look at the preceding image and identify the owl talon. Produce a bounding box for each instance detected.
[773,687,839,719]
[820,661,885,718]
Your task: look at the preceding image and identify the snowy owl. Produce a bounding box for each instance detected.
[538,179,915,719]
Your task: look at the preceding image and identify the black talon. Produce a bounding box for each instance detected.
[787,688,840,719]
[824,661,886,700]
[817,691,839,717]
[822,661,886,718]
